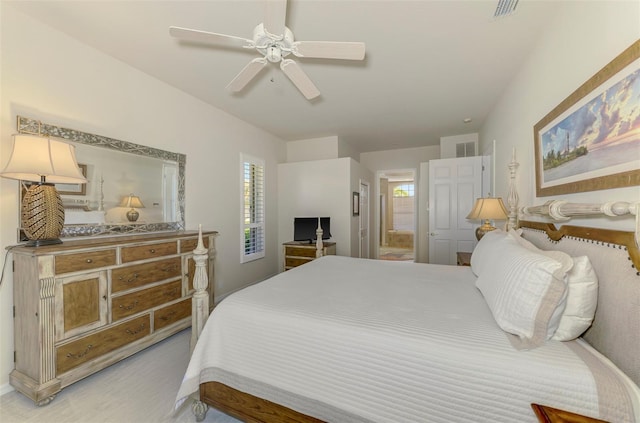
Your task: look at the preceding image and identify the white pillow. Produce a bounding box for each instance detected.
[507,230,598,340]
[553,256,598,340]
[475,235,570,349]
[506,230,572,337]
[470,229,509,277]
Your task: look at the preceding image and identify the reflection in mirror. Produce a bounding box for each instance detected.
[17,116,185,239]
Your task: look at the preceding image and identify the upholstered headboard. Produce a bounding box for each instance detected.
[519,220,640,387]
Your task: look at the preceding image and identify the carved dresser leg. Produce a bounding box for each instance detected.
[192,399,209,422]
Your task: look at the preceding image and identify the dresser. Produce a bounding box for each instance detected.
[9,230,217,405]
[283,241,336,270]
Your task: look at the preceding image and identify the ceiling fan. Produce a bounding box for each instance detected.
[169,0,365,100]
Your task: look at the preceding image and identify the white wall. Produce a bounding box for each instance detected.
[286,136,339,162]
[440,133,478,159]
[278,158,351,265]
[481,1,640,231]
[0,5,286,393]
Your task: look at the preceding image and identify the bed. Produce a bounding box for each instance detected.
[175,201,639,422]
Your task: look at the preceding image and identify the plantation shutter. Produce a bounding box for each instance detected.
[241,154,265,263]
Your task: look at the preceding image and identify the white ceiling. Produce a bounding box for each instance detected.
[7,0,557,153]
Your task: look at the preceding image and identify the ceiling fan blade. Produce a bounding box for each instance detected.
[280,59,320,100]
[293,41,366,60]
[169,26,253,48]
[264,0,287,37]
[227,58,268,92]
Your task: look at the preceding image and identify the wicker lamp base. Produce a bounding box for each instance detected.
[21,183,65,246]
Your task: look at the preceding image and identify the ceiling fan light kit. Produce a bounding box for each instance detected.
[169,0,365,100]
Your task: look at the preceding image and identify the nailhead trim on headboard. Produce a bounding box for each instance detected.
[519,220,640,274]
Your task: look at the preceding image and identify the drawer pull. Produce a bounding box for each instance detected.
[150,249,156,253]
[159,311,176,322]
[119,300,139,311]
[126,324,146,336]
[86,259,93,263]
[67,344,93,359]
[118,273,139,283]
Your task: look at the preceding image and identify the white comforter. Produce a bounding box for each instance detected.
[175,255,638,422]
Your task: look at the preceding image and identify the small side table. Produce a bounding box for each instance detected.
[456,251,471,266]
[531,404,607,423]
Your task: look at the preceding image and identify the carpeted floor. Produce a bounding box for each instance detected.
[0,329,239,423]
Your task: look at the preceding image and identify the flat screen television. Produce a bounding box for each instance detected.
[293,217,331,243]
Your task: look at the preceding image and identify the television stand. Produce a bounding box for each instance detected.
[283,241,336,271]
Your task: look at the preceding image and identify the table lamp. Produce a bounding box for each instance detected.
[466,197,508,240]
[0,134,88,246]
[120,194,145,222]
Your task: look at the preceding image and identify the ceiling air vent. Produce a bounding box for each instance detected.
[494,0,519,18]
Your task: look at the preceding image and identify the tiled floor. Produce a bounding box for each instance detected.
[379,246,414,261]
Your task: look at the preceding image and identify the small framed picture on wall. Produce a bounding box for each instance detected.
[352,192,360,216]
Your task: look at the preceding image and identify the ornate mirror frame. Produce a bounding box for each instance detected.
[17,115,186,239]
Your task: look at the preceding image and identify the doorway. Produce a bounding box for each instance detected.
[378,170,415,262]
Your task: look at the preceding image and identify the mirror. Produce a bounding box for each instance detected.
[17,116,185,238]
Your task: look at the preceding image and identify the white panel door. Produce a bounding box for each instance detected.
[428,156,482,265]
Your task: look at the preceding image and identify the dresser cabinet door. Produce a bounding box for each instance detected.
[55,272,108,342]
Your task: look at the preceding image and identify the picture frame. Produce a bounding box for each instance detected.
[534,40,640,197]
[57,164,87,195]
[352,192,360,216]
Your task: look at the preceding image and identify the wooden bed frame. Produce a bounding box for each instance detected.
[187,212,639,422]
[186,155,639,421]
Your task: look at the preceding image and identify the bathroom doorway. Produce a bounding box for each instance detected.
[378,170,415,262]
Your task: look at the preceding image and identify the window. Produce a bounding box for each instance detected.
[392,183,414,231]
[241,154,265,263]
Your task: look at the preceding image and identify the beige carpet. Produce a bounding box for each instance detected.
[0,329,240,423]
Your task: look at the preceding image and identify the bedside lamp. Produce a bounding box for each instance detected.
[466,197,508,240]
[0,134,87,246]
[120,194,145,222]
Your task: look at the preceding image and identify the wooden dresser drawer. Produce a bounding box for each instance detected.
[55,249,117,275]
[180,237,209,254]
[285,245,318,258]
[154,298,192,331]
[285,256,313,268]
[112,280,182,321]
[121,241,177,263]
[56,315,150,374]
[111,257,182,293]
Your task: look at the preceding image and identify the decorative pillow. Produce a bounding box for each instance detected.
[553,256,598,340]
[470,229,509,277]
[506,230,573,336]
[507,229,598,341]
[475,235,570,349]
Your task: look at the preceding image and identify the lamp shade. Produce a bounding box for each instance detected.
[0,134,87,184]
[466,197,508,221]
[120,194,145,209]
